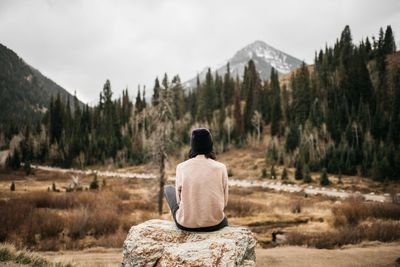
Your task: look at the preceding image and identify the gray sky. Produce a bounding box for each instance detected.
[1,0,399,104]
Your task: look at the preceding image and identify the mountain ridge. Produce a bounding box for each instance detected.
[0,43,82,129]
[184,40,303,88]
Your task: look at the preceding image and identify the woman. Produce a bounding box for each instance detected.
[164,128,229,232]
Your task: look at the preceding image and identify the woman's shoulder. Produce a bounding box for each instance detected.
[176,158,193,169]
[177,158,226,170]
[212,160,227,169]
[205,159,227,171]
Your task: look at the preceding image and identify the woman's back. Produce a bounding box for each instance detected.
[175,154,228,228]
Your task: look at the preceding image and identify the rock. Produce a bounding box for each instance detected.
[121,219,257,267]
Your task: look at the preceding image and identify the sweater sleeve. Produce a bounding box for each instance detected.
[222,165,229,208]
[175,165,182,206]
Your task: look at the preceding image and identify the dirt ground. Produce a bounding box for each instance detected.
[256,242,400,267]
[38,242,400,267]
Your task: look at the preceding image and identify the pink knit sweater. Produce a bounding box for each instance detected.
[175,154,229,228]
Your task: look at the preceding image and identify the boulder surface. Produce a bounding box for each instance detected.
[121,219,257,267]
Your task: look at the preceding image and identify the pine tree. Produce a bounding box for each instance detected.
[295,161,303,180]
[223,63,235,105]
[281,167,288,180]
[152,77,161,106]
[285,124,300,152]
[23,161,31,176]
[375,27,390,113]
[243,60,261,132]
[197,69,216,123]
[260,82,271,123]
[142,86,147,110]
[319,168,330,186]
[383,25,396,54]
[218,74,227,142]
[270,68,282,136]
[204,68,217,123]
[271,165,277,179]
[303,164,312,183]
[10,150,21,170]
[171,75,185,120]
[162,73,169,89]
[50,93,65,144]
[188,90,197,121]
[365,37,372,59]
[233,77,244,140]
[10,181,15,191]
[90,174,99,190]
[261,167,268,178]
[390,68,400,144]
[135,87,142,113]
[71,91,83,160]
[338,172,343,184]
[291,62,311,125]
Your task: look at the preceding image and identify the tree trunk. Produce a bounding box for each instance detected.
[158,150,165,215]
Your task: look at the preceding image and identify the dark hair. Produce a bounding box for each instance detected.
[188,149,216,160]
[188,128,216,160]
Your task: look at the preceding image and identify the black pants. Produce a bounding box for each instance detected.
[163,185,228,232]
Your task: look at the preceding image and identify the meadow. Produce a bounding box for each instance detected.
[1,147,399,258]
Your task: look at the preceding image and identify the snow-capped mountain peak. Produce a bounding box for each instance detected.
[184,40,302,88]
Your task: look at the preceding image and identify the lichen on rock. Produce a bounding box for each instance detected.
[121,219,257,267]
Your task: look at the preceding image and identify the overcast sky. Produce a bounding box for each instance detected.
[1,0,399,104]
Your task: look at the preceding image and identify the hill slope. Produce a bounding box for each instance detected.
[0,43,81,128]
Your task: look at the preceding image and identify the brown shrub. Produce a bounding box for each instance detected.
[27,191,76,209]
[96,229,126,248]
[286,221,400,249]
[0,199,34,242]
[113,188,131,200]
[65,207,90,239]
[228,187,255,196]
[225,196,267,217]
[332,199,400,227]
[26,191,122,211]
[290,200,302,214]
[35,238,60,251]
[0,190,130,250]
[65,202,121,238]
[22,208,64,243]
[89,208,120,236]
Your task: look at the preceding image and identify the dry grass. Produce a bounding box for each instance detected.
[285,198,400,248]
[0,242,73,266]
[225,196,268,217]
[286,221,400,249]
[24,209,65,243]
[95,229,126,248]
[113,187,131,200]
[1,147,400,253]
[0,199,34,242]
[26,190,122,211]
[332,199,400,227]
[0,179,157,251]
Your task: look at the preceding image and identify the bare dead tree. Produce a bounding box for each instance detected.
[150,84,174,215]
[224,116,233,148]
[251,110,262,143]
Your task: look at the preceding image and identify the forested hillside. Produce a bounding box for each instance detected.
[0,43,80,135]
[3,25,400,181]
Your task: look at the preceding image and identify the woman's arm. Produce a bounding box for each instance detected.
[223,165,229,208]
[175,165,182,206]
